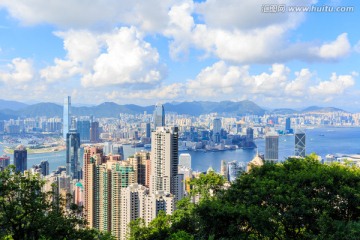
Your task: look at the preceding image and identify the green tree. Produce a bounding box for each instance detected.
[130,156,360,240]
[0,166,114,240]
[188,171,226,200]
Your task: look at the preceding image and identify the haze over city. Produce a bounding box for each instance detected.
[0,0,359,111]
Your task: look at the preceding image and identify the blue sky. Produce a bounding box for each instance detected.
[0,0,359,111]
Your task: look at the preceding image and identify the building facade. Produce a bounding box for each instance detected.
[265,133,279,162]
[153,103,165,129]
[14,145,27,173]
[63,96,71,140]
[295,132,306,157]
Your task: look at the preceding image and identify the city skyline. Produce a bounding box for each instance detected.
[0,1,359,110]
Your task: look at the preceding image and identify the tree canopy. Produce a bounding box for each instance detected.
[0,166,114,240]
[129,156,360,239]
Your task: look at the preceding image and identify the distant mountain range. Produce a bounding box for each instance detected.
[0,99,348,120]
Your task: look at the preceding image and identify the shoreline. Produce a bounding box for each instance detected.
[4,145,66,155]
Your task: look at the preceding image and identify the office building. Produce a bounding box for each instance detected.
[213,118,221,143]
[295,131,306,157]
[179,153,191,169]
[265,132,279,162]
[63,96,71,140]
[145,122,151,138]
[153,103,165,129]
[14,145,27,173]
[66,120,80,179]
[150,127,182,201]
[246,127,254,143]
[90,121,100,143]
[285,117,293,134]
[0,155,10,171]
[40,160,49,176]
[77,120,91,143]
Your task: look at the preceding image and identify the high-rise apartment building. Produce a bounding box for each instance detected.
[153,103,165,129]
[265,132,279,162]
[295,131,306,157]
[128,151,151,187]
[150,127,182,201]
[63,96,71,140]
[84,146,105,227]
[14,145,27,172]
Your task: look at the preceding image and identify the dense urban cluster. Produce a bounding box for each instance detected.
[1,96,360,240]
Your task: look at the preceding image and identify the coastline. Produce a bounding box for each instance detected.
[4,145,66,155]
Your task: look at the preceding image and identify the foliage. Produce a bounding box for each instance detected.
[0,165,114,240]
[188,171,226,200]
[129,155,360,239]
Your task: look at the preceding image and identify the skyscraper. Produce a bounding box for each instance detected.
[0,155,10,171]
[40,160,49,176]
[246,127,254,143]
[90,121,100,143]
[153,103,165,129]
[213,118,221,143]
[295,131,306,157]
[145,122,151,138]
[63,96,71,140]
[285,117,293,134]
[66,118,80,179]
[265,132,279,162]
[14,145,27,172]
[150,127,182,201]
[77,120,90,143]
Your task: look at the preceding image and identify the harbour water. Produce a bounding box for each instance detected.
[1,127,359,173]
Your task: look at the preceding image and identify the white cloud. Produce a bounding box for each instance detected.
[41,27,165,88]
[0,0,175,32]
[195,0,309,30]
[309,73,356,96]
[314,33,351,60]
[284,69,312,96]
[107,83,184,101]
[186,61,248,97]
[162,0,353,64]
[354,40,360,53]
[185,61,356,103]
[82,27,164,87]
[0,58,34,83]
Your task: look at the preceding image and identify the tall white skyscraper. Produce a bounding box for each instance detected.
[63,96,71,140]
[265,132,279,162]
[153,103,165,129]
[150,126,182,201]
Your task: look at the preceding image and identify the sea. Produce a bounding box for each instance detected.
[1,127,360,173]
